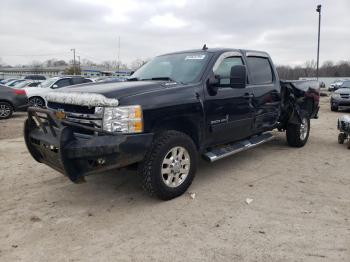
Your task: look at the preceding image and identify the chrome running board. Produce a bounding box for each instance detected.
[203,132,274,162]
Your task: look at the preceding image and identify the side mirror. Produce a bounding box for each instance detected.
[230,65,246,89]
[51,84,58,89]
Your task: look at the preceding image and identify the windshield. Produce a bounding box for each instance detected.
[39,78,57,88]
[131,52,211,84]
[8,80,25,86]
[341,81,350,88]
[14,81,30,88]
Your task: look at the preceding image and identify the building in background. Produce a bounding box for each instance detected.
[0,66,66,79]
[81,67,132,78]
[0,66,132,80]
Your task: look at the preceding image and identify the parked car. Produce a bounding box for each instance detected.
[329,80,346,92]
[24,76,93,107]
[25,48,319,200]
[0,85,28,119]
[330,80,350,111]
[5,79,26,87]
[0,78,18,85]
[337,115,350,148]
[24,75,46,81]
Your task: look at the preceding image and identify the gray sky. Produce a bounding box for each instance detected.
[0,0,349,66]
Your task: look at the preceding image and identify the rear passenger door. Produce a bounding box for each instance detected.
[245,53,281,133]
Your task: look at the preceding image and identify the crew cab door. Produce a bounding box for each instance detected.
[204,52,254,146]
[244,53,281,133]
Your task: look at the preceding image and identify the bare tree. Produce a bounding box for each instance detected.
[130,58,149,70]
[30,60,42,74]
[276,60,350,80]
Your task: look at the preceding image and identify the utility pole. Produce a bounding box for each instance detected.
[77,55,81,75]
[316,4,322,80]
[71,48,76,75]
[117,36,120,71]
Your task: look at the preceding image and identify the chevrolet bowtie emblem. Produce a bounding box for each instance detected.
[55,110,66,120]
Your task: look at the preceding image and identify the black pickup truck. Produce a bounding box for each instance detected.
[24,48,319,200]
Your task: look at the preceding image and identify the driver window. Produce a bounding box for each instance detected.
[52,79,71,89]
[214,57,243,86]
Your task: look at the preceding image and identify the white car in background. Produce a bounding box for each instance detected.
[25,76,93,107]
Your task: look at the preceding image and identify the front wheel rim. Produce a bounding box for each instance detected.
[0,104,11,118]
[161,146,190,188]
[30,98,44,107]
[300,118,308,140]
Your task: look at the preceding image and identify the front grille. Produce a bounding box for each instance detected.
[47,102,95,114]
[47,102,103,135]
[340,94,350,99]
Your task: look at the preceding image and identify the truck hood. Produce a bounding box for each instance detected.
[335,88,350,94]
[56,80,171,99]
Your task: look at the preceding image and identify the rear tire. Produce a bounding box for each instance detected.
[0,102,13,119]
[286,116,310,147]
[138,130,197,200]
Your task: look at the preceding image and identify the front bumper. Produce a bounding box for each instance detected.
[331,97,350,108]
[24,107,153,183]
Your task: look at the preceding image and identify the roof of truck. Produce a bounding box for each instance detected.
[162,48,269,57]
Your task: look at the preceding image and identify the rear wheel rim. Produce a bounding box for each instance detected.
[161,146,190,188]
[300,118,308,140]
[30,98,44,107]
[0,104,11,118]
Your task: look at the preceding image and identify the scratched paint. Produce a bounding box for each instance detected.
[45,92,119,107]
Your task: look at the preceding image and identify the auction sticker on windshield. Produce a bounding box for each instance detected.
[185,55,206,60]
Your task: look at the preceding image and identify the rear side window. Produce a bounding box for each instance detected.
[71,78,82,85]
[28,82,40,87]
[246,57,273,84]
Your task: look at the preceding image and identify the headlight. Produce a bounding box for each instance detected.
[332,93,341,99]
[102,105,143,133]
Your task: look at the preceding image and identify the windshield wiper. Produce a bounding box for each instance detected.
[127,77,139,81]
[142,77,176,82]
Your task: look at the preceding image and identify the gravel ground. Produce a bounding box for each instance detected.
[0,112,27,140]
[0,97,349,262]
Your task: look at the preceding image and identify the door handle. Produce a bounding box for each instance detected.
[243,93,254,99]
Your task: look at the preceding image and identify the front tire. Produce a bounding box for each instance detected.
[331,105,338,112]
[0,102,13,119]
[29,97,45,108]
[138,130,197,200]
[286,116,310,147]
[338,133,346,144]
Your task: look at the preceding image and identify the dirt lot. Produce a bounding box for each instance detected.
[0,97,349,262]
